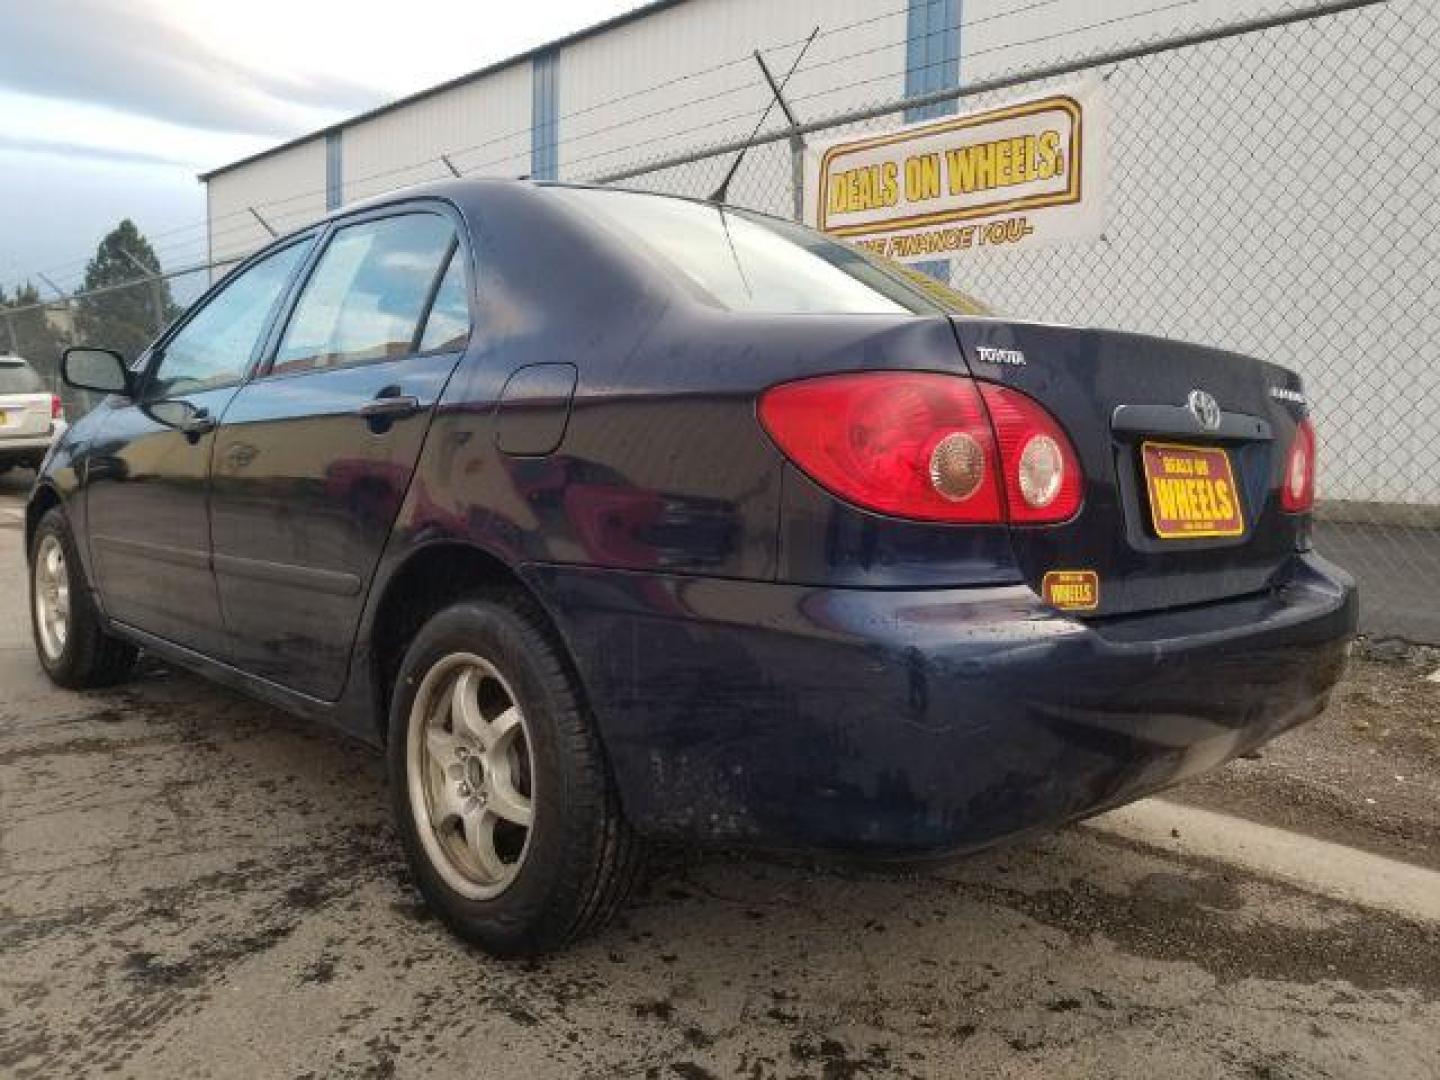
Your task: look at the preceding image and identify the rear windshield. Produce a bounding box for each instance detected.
[0,362,44,393]
[551,186,992,318]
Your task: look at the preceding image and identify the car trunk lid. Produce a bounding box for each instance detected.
[953,318,1310,617]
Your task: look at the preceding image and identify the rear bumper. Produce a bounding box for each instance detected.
[0,428,61,463]
[525,553,1356,855]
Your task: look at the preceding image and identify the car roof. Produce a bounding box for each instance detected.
[228,179,809,314]
[245,177,721,264]
[328,177,755,230]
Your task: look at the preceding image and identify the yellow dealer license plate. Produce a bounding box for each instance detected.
[1141,441,1244,539]
[0,410,7,426]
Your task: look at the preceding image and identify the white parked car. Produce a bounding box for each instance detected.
[0,356,67,475]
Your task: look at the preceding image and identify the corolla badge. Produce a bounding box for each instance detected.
[1187,389,1222,431]
[1269,386,1309,408]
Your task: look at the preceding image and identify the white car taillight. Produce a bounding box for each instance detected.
[1017,433,1065,510]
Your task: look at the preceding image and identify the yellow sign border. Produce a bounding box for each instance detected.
[1041,569,1100,612]
[817,95,1085,237]
[1142,440,1246,540]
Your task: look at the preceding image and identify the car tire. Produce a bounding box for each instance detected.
[30,508,138,689]
[387,594,642,956]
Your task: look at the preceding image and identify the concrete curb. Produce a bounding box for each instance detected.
[1086,798,1440,925]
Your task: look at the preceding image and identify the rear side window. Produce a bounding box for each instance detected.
[0,363,44,393]
[418,248,471,353]
[149,238,313,399]
[272,214,455,376]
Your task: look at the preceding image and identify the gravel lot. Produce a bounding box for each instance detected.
[2,472,1438,1080]
[1171,641,1440,872]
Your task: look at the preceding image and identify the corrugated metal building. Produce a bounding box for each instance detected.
[199,0,1440,510]
[201,0,1262,262]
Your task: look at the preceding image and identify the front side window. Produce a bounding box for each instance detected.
[272,214,455,376]
[148,238,313,399]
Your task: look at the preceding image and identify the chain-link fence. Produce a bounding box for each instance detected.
[580,0,1439,643]
[2,0,1433,641]
[1,261,230,418]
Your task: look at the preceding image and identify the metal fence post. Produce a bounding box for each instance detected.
[753,48,809,222]
[118,249,167,334]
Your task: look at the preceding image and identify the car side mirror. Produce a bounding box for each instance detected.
[62,347,132,396]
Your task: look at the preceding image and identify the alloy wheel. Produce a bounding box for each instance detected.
[406,652,536,900]
[34,534,70,662]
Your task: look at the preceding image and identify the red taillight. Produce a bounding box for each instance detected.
[1281,417,1316,512]
[50,394,63,421]
[977,384,1084,524]
[759,372,1003,522]
[758,372,1082,525]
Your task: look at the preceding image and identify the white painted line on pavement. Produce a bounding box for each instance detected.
[1085,798,1440,925]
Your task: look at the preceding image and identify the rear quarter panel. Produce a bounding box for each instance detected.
[380,184,1013,587]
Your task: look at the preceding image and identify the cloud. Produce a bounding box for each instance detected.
[0,151,206,291]
[1,0,383,137]
[0,134,197,168]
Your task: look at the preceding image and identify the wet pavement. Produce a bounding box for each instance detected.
[2,474,1438,1080]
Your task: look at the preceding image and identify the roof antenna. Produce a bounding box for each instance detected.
[710,26,818,205]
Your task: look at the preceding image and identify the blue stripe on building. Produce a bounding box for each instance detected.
[905,0,961,278]
[325,130,342,210]
[905,0,962,122]
[531,48,560,181]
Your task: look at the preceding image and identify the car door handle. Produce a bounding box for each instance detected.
[182,410,216,437]
[358,395,421,420]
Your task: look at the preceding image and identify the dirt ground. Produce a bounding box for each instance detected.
[3,474,1439,1080]
[1171,642,1440,871]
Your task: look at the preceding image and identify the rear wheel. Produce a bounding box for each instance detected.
[30,508,138,688]
[387,596,640,956]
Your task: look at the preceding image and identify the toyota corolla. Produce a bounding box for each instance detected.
[27,180,1355,956]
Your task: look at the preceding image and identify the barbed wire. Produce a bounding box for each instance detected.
[9,0,1429,643]
[9,0,1090,290]
[5,0,1349,311]
[192,0,1214,256]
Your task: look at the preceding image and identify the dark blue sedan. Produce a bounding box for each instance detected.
[28,180,1355,955]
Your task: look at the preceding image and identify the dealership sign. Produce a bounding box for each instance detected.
[804,80,1108,263]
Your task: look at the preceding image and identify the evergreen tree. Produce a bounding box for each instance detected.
[0,282,67,382]
[74,219,179,361]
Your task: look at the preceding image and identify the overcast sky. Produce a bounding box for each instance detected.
[0,0,644,295]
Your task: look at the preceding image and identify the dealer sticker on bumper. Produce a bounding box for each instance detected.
[1142,441,1245,539]
[1042,570,1100,611]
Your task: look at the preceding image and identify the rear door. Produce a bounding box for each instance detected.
[210,206,473,699]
